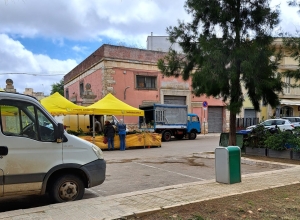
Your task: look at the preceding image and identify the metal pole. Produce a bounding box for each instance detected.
[92,115,95,144]
[77,115,79,131]
[144,116,146,149]
[203,107,207,135]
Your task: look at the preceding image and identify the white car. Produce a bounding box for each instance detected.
[246,119,294,132]
[282,117,300,128]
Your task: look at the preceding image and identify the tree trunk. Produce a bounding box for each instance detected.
[229,111,237,146]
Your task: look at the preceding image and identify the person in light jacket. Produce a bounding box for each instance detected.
[117,119,126,151]
[94,118,102,134]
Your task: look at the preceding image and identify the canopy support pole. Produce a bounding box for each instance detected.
[92,115,95,144]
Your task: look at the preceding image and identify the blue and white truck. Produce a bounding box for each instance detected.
[139,104,201,141]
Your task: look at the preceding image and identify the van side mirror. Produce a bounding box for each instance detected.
[56,123,64,143]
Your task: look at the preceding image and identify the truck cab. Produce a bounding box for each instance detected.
[187,113,201,138]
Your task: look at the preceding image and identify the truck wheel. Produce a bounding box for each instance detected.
[175,134,184,140]
[162,131,172,142]
[188,131,197,140]
[49,174,85,203]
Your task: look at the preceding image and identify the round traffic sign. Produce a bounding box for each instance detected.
[203,101,208,107]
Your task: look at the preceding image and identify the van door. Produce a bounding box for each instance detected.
[0,99,62,196]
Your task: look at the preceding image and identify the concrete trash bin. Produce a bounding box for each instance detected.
[215,146,241,184]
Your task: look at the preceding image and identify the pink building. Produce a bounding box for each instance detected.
[64,44,226,133]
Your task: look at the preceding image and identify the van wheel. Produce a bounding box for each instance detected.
[49,174,85,203]
[189,131,197,140]
[162,131,172,142]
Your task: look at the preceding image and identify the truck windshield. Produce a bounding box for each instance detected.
[188,115,199,122]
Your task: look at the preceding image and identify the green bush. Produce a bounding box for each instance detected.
[244,125,271,148]
[244,125,300,151]
[67,129,81,136]
[264,130,300,151]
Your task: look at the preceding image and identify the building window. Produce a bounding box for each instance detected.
[136,75,156,89]
[79,81,84,97]
[65,89,69,100]
[284,77,291,94]
[280,106,293,117]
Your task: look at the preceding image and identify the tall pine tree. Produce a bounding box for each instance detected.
[158,0,283,145]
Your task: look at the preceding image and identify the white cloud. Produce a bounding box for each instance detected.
[0,0,190,43]
[1,0,299,41]
[0,34,77,94]
[72,45,88,53]
[1,0,300,94]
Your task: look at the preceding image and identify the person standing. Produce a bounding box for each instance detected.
[94,118,102,134]
[104,121,115,151]
[117,119,126,151]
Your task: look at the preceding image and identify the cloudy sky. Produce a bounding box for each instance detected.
[0,0,299,95]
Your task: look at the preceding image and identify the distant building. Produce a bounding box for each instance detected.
[146,33,183,53]
[23,88,46,101]
[64,44,226,133]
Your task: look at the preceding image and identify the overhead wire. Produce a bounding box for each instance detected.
[0,72,66,76]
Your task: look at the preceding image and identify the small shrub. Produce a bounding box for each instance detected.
[244,125,271,148]
[244,125,300,151]
[67,129,81,136]
[264,130,300,151]
[67,128,89,136]
[127,130,142,135]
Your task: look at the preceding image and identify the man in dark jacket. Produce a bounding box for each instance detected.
[104,121,115,150]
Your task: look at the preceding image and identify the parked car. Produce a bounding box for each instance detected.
[246,119,294,132]
[282,117,300,128]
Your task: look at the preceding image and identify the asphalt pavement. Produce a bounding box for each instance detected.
[1,146,300,220]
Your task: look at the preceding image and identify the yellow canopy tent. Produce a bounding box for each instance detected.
[40,92,91,115]
[86,93,144,116]
[41,93,144,142]
[0,106,18,116]
[85,93,144,144]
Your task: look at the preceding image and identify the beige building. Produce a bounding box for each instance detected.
[275,38,300,117]
[238,38,300,127]
[23,88,46,101]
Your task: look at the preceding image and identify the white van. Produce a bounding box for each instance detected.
[0,92,106,203]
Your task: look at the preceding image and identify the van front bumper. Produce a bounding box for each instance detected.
[81,159,106,187]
